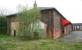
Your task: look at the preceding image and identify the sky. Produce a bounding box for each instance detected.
[0,0,82,23]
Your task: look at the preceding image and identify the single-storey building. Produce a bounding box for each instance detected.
[6,2,72,39]
[72,23,82,31]
[6,7,72,39]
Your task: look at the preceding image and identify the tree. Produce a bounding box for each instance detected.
[17,5,41,40]
[0,8,7,34]
[0,8,9,16]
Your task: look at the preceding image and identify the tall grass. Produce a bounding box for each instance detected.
[0,35,82,50]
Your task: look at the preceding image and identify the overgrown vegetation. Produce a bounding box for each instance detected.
[17,5,43,40]
[0,35,82,50]
[0,16,7,34]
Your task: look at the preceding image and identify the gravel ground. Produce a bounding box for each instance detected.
[63,31,82,42]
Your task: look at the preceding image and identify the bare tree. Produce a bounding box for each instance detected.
[0,8,7,16]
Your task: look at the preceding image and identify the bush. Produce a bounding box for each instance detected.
[17,5,41,40]
[0,16,7,34]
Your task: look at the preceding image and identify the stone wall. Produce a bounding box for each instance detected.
[7,15,19,36]
[10,22,19,36]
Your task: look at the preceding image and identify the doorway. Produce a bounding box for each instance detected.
[13,30,16,37]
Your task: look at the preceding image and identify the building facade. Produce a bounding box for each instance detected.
[6,7,71,39]
[72,23,82,31]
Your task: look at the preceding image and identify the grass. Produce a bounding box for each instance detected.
[0,35,82,50]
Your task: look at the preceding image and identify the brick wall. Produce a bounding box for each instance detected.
[64,24,72,35]
[7,8,70,39]
[53,11,62,39]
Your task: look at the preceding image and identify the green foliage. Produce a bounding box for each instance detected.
[0,16,7,34]
[0,35,82,50]
[17,6,41,40]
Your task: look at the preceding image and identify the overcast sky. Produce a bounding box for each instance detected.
[0,0,82,23]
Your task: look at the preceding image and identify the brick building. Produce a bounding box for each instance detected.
[6,7,72,39]
[6,2,72,39]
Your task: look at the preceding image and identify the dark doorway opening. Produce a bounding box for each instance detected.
[14,30,16,37]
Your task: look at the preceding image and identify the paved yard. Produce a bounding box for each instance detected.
[63,31,82,42]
